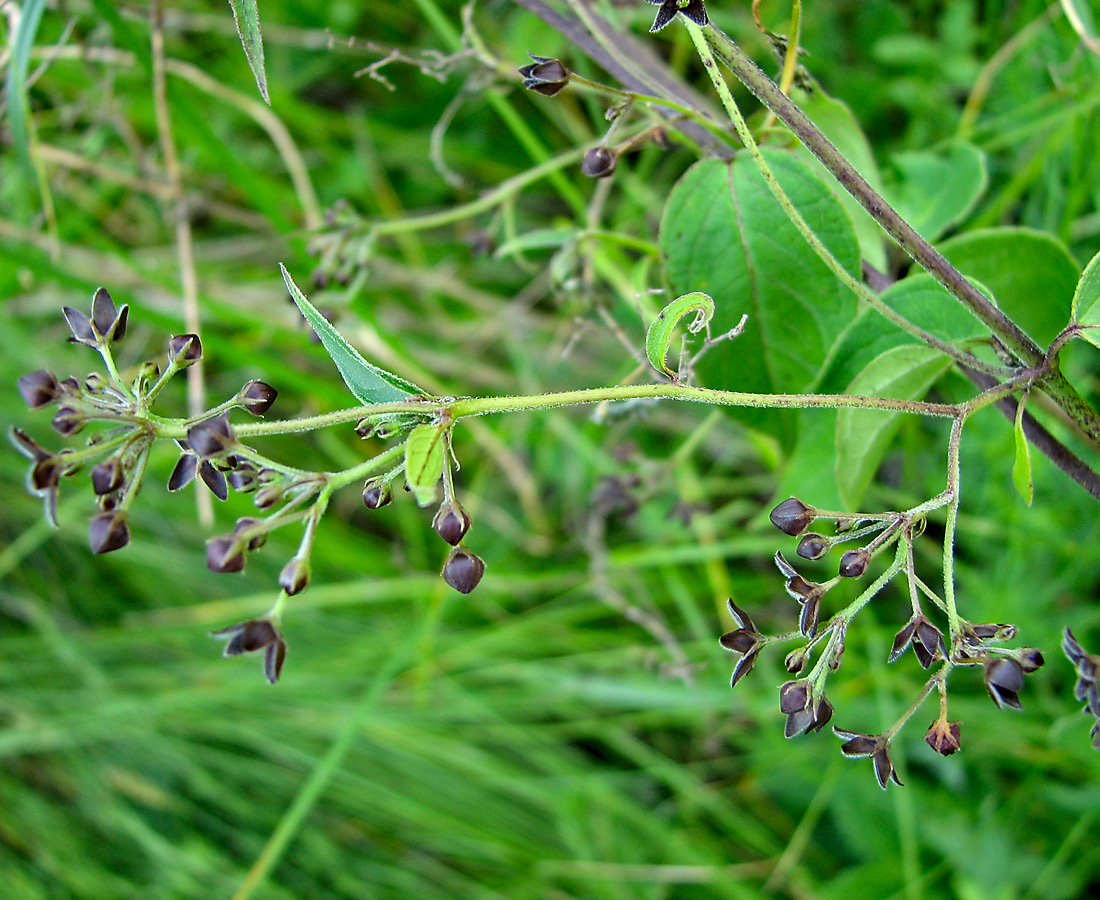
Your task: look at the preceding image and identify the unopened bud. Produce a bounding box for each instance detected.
[796,532,829,560]
[51,407,85,437]
[838,548,870,578]
[168,333,203,366]
[768,497,815,536]
[18,370,60,409]
[279,557,311,596]
[442,546,485,594]
[206,535,246,574]
[186,415,236,459]
[238,380,278,416]
[89,510,130,554]
[581,146,617,178]
[432,501,471,546]
[91,457,124,495]
[362,478,392,510]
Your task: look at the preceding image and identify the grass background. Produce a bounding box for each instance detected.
[3,1,1100,898]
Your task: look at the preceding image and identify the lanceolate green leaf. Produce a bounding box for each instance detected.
[280,264,426,405]
[660,151,860,438]
[404,423,446,507]
[228,0,270,104]
[1071,249,1100,350]
[6,0,47,168]
[835,346,954,508]
[645,292,715,377]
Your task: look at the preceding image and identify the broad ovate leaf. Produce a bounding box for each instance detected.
[660,150,860,438]
[645,291,715,377]
[939,228,1078,345]
[280,264,427,405]
[835,345,954,508]
[404,423,446,507]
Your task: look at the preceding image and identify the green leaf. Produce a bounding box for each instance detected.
[1012,394,1033,506]
[227,0,270,104]
[1071,249,1100,350]
[822,273,992,393]
[644,292,715,377]
[660,151,860,438]
[835,345,954,508]
[883,142,986,242]
[404,423,446,507]
[5,0,48,168]
[280,264,426,404]
[792,89,887,271]
[939,227,1078,345]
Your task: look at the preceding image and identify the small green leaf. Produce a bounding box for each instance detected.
[1071,250,1100,350]
[835,346,954,508]
[1012,393,1033,506]
[228,0,270,104]
[645,292,715,377]
[280,264,427,405]
[404,423,446,507]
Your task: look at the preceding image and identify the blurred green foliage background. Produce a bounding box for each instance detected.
[2,1,1100,898]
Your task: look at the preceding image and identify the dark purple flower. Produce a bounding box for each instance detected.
[888,613,944,669]
[718,600,764,687]
[211,618,287,683]
[517,53,570,96]
[645,0,708,33]
[983,657,1025,710]
[833,728,903,789]
[924,719,962,756]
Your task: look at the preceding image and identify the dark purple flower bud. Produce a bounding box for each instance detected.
[838,548,870,578]
[779,679,811,715]
[168,333,203,366]
[984,657,1025,710]
[51,407,84,437]
[799,593,820,638]
[433,501,471,546]
[186,415,236,459]
[227,463,259,493]
[168,453,198,491]
[18,370,61,409]
[769,497,815,536]
[1016,648,1044,674]
[784,647,809,674]
[796,532,829,560]
[969,622,1017,643]
[63,306,97,346]
[442,546,485,594]
[233,517,268,551]
[924,719,962,756]
[238,380,278,416]
[199,460,229,501]
[89,510,130,554]
[91,458,124,495]
[518,53,570,95]
[253,484,284,510]
[211,618,287,683]
[363,478,392,510]
[206,535,246,574]
[31,457,61,491]
[279,557,310,596]
[581,146,617,179]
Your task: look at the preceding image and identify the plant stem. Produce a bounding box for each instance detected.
[684,21,1009,379]
[700,27,1100,448]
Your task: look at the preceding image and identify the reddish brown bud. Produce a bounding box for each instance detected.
[206,535,246,574]
[432,501,471,546]
[89,511,130,554]
[238,380,278,416]
[838,548,870,578]
[18,370,61,409]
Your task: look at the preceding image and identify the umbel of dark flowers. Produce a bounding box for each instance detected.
[645,0,708,33]
[211,618,287,684]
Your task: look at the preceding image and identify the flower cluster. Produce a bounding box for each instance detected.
[1063,629,1100,749]
[717,493,1050,788]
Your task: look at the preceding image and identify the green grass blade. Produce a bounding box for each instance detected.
[227,0,270,105]
[5,0,47,167]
